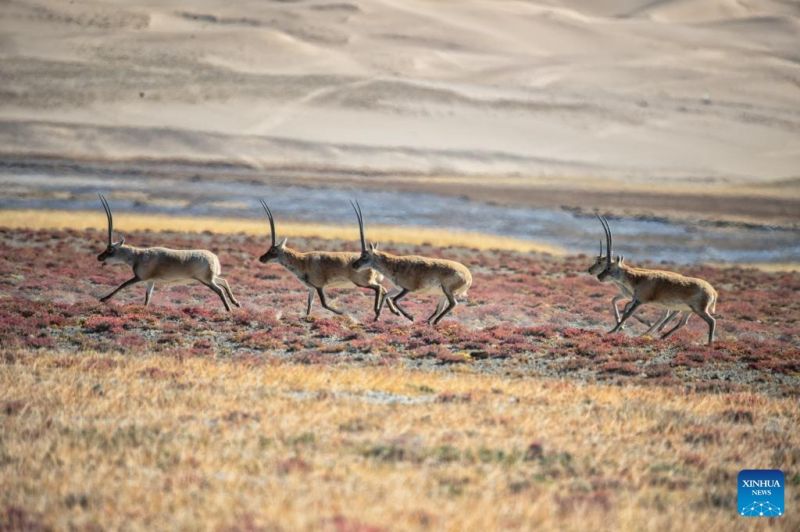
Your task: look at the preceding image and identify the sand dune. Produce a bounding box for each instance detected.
[622,0,799,22]
[0,0,798,186]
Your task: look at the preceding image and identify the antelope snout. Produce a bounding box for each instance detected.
[258,254,268,263]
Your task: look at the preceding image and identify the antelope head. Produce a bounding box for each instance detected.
[587,237,608,276]
[97,194,126,264]
[594,215,624,283]
[351,201,379,271]
[258,200,288,263]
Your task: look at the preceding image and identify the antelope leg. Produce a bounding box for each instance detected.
[609,300,642,333]
[426,297,447,324]
[432,289,458,325]
[216,277,240,307]
[640,310,676,336]
[391,288,414,322]
[316,287,344,316]
[144,282,155,306]
[306,289,314,317]
[100,276,141,303]
[660,313,692,339]
[201,280,232,312]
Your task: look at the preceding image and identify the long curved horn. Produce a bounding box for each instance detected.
[350,200,366,252]
[602,216,613,266]
[99,193,113,246]
[260,199,276,247]
[603,216,614,262]
[596,214,613,267]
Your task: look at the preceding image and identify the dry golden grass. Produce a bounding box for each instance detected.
[2,215,797,529]
[708,262,800,273]
[2,351,797,531]
[0,209,564,255]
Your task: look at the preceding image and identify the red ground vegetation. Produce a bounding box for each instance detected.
[1,227,798,394]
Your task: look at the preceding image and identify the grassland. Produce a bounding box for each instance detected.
[1,225,799,530]
[3,352,798,531]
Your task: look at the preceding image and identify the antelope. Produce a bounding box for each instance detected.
[587,235,677,333]
[96,194,240,311]
[594,215,717,345]
[350,201,472,325]
[257,200,399,320]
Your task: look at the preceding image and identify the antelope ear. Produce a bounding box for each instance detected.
[369,242,378,251]
[616,255,623,264]
[115,235,125,247]
[278,238,288,249]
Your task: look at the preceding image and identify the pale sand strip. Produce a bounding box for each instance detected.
[0,209,565,255]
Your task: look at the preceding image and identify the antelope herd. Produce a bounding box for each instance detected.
[257,200,399,320]
[95,195,719,345]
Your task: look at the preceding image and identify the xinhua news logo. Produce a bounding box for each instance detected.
[738,470,784,517]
